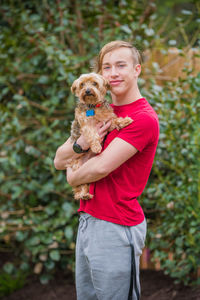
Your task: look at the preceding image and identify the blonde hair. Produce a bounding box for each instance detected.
[95,40,142,73]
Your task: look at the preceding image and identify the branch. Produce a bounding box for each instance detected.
[1,206,44,217]
[75,0,85,56]
[142,74,177,81]
[17,73,39,80]
[139,0,156,25]
[98,1,106,41]
[0,192,11,199]
[56,0,65,44]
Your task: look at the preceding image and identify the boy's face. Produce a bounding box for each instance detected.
[101,47,141,99]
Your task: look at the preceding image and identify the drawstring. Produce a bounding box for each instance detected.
[79,213,90,232]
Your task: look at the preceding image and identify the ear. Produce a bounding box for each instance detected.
[134,64,141,77]
[103,77,110,90]
[71,79,78,95]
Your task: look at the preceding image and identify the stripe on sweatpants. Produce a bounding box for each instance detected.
[125,227,140,300]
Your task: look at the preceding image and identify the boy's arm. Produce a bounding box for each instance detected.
[54,136,89,170]
[66,137,138,186]
[54,121,111,170]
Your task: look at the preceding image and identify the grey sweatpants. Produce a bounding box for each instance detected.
[76,213,147,300]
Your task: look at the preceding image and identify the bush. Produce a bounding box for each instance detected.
[0,263,27,297]
[0,0,199,286]
[141,71,200,285]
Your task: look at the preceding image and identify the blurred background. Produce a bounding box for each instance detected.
[0,0,199,298]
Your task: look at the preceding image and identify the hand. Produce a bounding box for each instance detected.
[76,120,111,149]
[66,167,74,186]
[96,120,111,143]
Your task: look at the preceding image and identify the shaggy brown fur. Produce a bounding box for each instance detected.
[68,72,133,200]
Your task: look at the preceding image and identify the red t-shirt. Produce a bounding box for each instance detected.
[78,98,159,226]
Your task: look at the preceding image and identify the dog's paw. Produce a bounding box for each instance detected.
[74,193,81,200]
[74,192,93,200]
[123,117,133,126]
[117,117,133,129]
[81,193,93,200]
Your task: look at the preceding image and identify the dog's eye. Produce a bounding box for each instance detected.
[80,83,85,88]
[92,82,98,86]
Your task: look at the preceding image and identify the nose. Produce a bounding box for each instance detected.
[86,88,91,95]
[111,66,119,77]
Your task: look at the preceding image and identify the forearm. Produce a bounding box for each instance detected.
[67,154,109,186]
[66,137,138,186]
[54,121,111,170]
[54,137,85,170]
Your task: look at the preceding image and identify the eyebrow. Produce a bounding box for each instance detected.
[102,60,127,65]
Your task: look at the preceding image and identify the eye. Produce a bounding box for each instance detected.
[103,66,110,70]
[92,81,98,86]
[80,82,85,88]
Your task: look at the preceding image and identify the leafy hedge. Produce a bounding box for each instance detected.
[141,71,200,285]
[0,0,199,286]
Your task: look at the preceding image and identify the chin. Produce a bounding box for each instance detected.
[111,88,126,97]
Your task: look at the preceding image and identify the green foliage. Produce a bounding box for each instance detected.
[154,0,199,48]
[0,264,27,297]
[0,0,199,287]
[141,71,200,285]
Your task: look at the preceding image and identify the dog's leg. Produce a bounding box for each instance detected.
[75,184,93,200]
[73,184,93,200]
[81,126,102,153]
[70,119,81,142]
[73,185,84,200]
[66,157,93,200]
[110,117,133,131]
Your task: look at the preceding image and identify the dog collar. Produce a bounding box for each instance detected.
[87,104,101,108]
[86,104,101,117]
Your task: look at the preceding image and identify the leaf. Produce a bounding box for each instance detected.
[49,250,60,261]
[181,9,192,15]
[64,226,73,240]
[39,274,52,285]
[27,236,40,246]
[20,262,30,272]
[45,206,55,216]
[44,260,55,270]
[38,75,49,84]
[62,202,74,218]
[3,263,14,275]
[120,25,132,34]
[15,231,26,242]
[168,40,177,46]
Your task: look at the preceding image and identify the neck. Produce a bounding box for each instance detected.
[111,85,142,106]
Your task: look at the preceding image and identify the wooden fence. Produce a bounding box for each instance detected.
[142,47,200,82]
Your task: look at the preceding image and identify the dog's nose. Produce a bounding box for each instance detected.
[85,88,91,95]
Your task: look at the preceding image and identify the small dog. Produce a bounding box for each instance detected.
[68,72,133,200]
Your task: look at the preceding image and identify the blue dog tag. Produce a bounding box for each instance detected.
[86,109,95,117]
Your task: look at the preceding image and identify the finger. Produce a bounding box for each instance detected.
[100,120,111,133]
[96,121,104,129]
[103,120,111,129]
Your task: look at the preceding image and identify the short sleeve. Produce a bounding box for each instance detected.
[117,113,156,152]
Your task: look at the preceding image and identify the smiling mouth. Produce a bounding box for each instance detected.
[110,80,123,86]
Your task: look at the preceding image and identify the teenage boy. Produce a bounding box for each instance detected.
[54,40,159,300]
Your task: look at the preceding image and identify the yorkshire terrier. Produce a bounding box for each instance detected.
[67,72,133,200]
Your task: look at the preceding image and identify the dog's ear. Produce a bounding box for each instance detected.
[71,79,78,95]
[103,78,110,90]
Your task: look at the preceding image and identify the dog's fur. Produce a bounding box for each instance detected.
[68,72,133,200]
